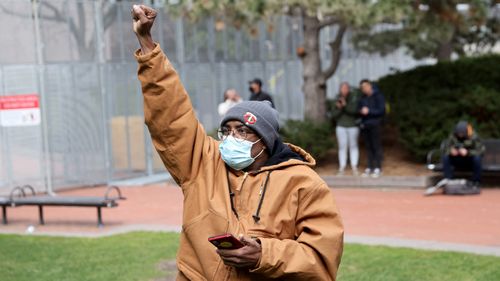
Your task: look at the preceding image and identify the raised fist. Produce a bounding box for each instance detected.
[131,4,157,37]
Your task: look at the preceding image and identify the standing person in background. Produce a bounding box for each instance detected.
[218,88,242,117]
[331,82,360,175]
[249,78,275,108]
[358,79,385,178]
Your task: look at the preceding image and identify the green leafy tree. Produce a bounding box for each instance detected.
[168,0,407,122]
[353,0,500,62]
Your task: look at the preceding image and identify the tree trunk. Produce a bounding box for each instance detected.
[301,16,327,122]
[436,40,453,61]
[435,26,456,62]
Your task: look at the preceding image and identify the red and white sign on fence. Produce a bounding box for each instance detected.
[0,94,41,127]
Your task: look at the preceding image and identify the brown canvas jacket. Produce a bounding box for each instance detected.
[136,44,344,281]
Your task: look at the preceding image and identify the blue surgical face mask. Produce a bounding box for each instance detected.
[219,136,264,170]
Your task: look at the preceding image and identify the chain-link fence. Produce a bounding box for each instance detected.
[0,0,430,194]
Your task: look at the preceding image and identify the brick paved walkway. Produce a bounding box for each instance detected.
[1,183,499,255]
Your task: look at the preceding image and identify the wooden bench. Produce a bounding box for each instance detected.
[426,139,500,173]
[0,185,125,227]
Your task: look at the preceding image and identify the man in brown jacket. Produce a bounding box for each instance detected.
[132,5,343,280]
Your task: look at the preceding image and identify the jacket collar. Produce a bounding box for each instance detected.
[255,142,315,174]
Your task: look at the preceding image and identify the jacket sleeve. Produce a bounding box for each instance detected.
[250,183,344,280]
[468,136,486,156]
[367,92,385,118]
[357,97,365,112]
[443,135,455,155]
[344,94,359,116]
[330,99,342,120]
[135,44,218,186]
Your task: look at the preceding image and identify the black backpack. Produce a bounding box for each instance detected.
[443,179,480,195]
[424,179,480,196]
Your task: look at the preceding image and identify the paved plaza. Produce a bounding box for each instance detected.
[1,182,499,256]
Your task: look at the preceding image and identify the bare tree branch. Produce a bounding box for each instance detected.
[319,16,342,29]
[103,4,119,30]
[282,5,294,17]
[1,1,123,60]
[322,23,347,80]
[0,3,63,22]
[286,4,304,18]
[41,1,65,21]
[76,2,86,38]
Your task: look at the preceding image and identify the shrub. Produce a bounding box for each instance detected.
[281,119,335,161]
[378,55,500,161]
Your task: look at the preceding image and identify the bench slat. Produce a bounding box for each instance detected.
[10,196,119,207]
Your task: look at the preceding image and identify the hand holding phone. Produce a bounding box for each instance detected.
[208,233,245,250]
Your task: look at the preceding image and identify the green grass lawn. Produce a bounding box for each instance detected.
[1,232,499,281]
[0,232,179,281]
[338,244,500,281]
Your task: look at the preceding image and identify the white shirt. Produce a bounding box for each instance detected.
[218,99,242,117]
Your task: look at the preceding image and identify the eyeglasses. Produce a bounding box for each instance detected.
[217,126,255,141]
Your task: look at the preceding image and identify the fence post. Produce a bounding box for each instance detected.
[94,0,113,184]
[32,0,54,195]
[281,16,291,120]
[0,66,14,189]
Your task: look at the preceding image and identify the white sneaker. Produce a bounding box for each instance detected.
[361,168,371,177]
[424,178,448,196]
[424,186,440,196]
[336,169,345,176]
[371,168,382,178]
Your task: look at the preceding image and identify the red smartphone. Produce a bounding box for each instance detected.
[208,233,245,250]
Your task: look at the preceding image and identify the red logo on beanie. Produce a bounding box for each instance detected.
[244,112,257,125]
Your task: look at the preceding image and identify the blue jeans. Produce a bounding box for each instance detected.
[442,155,482,182]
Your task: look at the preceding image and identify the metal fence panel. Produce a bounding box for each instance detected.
[0,1,37,64]
[0,65,44,191]
[42,64,108,187]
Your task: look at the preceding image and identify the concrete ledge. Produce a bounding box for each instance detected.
[322,175,431,188]
[0,224,182,238]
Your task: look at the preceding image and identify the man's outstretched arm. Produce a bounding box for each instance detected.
[132,5,217,186]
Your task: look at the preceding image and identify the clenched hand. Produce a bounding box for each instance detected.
[131,4,156,54]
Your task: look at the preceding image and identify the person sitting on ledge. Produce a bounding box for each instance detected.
[442,120,485,189]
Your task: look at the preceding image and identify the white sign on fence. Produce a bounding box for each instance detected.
[0,94,41,127]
